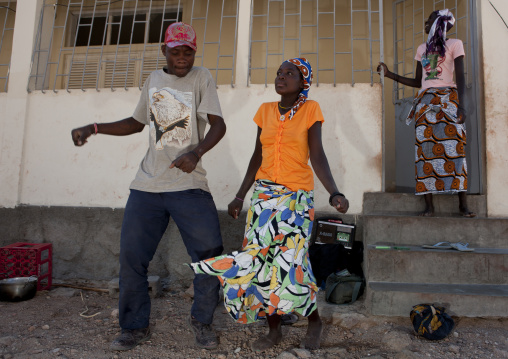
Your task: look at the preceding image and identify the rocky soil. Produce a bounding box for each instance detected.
[0,279,507,359]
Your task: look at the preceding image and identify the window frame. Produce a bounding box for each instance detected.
[67,6,182,48]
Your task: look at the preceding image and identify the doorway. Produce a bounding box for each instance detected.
[391,0,482,194]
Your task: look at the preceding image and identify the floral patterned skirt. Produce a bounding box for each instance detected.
[407,87,468,195]
[189,180,318,324]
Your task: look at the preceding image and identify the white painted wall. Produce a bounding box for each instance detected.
[11,0,508,216]
[481,0,508,217]
[0,0,382,215]
[17,84,382,214]
[0,0,41,208]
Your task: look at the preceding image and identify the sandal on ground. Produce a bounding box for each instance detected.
[422,241,452,249]
[450,242,475,252]
[281,313,299,325]
[461,211,477,218]
[422,241,475,252]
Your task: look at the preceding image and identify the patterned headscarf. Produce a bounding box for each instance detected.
[425,9,455,58]
[282,58,313,120]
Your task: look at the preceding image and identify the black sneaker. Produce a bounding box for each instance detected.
[188,316,219,349]
[110,327,151,351]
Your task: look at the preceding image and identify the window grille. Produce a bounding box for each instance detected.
[392,0,472,102]
[248,0,384,86]
[28,0,239,92]
[190,0,239,87]
[0,1,15,93]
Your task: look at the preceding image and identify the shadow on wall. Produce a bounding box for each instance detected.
[0,205,248,283]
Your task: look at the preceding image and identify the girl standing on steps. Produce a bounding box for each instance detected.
[377,9,476,218]
[189,57,349,351]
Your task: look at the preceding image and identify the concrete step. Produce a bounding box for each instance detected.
[363,192,487,217]
[366,282,508,317]
[363,215,508,248]
[366,244,508,285]
[361,193,507,318]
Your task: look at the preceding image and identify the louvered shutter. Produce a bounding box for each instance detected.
[64,54,101,90]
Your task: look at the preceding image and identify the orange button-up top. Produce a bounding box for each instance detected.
[254,100,325,192]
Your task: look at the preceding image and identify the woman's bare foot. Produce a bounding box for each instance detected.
[419,194,434,217]
[303,317,323,350]
[419,207,434,217]
[459,205,476,218]
[250,331,282,352]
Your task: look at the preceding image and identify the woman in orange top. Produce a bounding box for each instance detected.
[190,58,348,351]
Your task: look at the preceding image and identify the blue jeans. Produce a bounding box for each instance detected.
[119,189,223,330]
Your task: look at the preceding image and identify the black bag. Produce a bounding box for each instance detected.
[325,271,365,304]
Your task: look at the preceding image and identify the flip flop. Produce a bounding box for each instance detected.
[450,242,475,252]
[281,313,299,325]
[461,211,477,218]
[422,241,452,249]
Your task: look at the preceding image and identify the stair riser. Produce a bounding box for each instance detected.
[364,216,508,248]
[367,290,508,317]
[363,193,487,216]
[367,251,508,284]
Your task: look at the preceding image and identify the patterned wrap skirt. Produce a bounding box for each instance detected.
[406,87,468,195]
[189,180,318,324]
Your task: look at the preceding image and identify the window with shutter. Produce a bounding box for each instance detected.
[28,0,240,92]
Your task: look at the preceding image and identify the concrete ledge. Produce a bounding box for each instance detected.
[366,245,508,284]
[367,244,508,254]
[363,215,508,248]
[363,192,487,217]
[0,206,248,281]
[369,282,508,296]
[367,282,508,317]
[0,206,363,283]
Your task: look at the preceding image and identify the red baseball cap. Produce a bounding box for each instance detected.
[164,22,197,51]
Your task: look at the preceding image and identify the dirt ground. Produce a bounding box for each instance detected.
[0,279,507,359]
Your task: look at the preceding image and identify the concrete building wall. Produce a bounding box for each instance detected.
[7,3,508,217]
[481,0,508,217]
[0,0,382,215]
[1,0,507,283]
[0,0,381,282]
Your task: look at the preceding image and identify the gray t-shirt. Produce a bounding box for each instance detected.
[130,66,222,193]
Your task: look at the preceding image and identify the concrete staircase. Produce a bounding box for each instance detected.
[362,192,508,317]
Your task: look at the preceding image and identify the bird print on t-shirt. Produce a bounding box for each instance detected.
[150,88,192,149]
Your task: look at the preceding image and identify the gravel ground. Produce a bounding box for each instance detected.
[0,279,507,359]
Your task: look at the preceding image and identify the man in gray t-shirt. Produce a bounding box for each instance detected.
[71,22,225,352]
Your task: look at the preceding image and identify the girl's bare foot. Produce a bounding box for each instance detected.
[459,205,476,218]
[420,194,434,217]
[303,317,323,350]
[419,207,434,217]
[250,331,282,352]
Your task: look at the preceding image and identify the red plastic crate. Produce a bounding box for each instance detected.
[0,242,52,291]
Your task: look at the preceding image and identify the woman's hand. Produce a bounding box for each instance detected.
[456,107,467,124]
[331,194,349,214]
[376,62,390,76]
[228,198,244,219]
[377,62,422,88]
